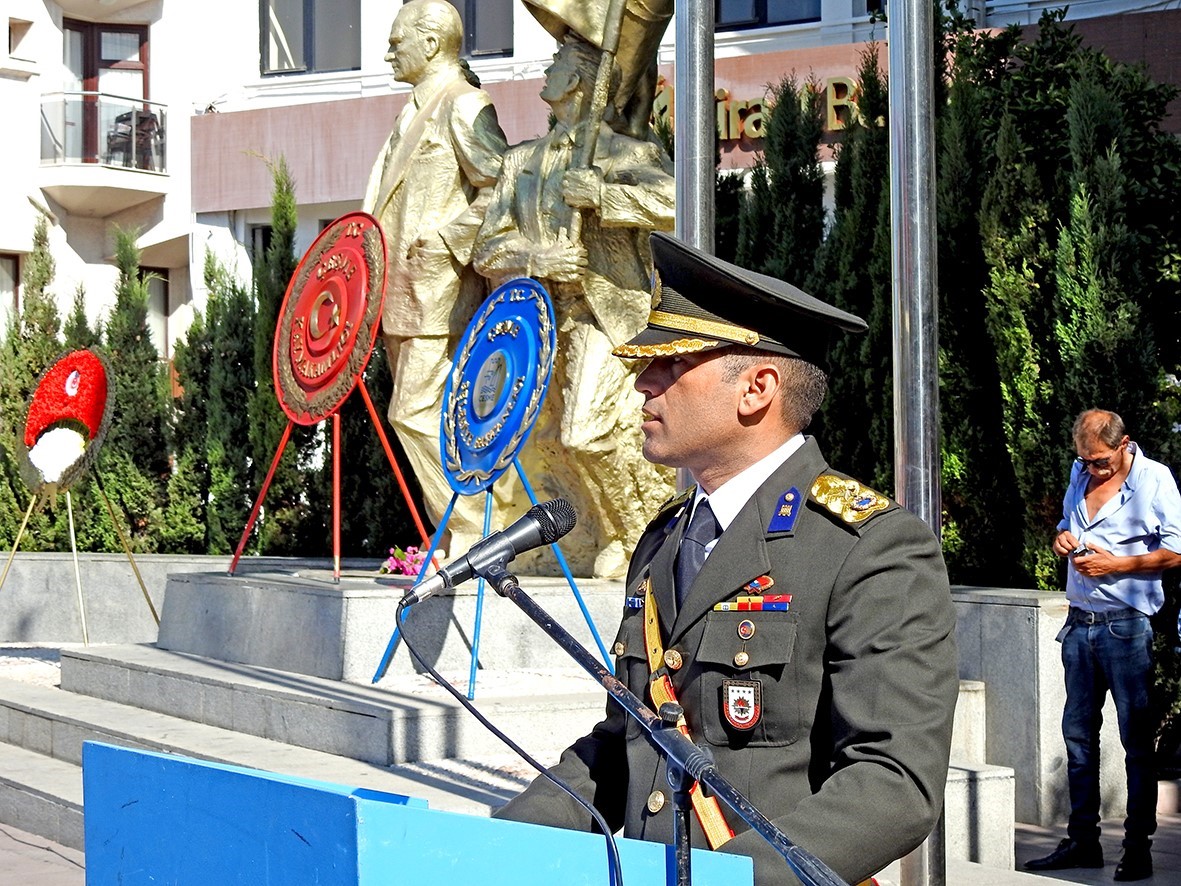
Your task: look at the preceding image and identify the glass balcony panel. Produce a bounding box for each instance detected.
[40,92,167,173]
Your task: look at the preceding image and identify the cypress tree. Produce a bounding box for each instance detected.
[0,215,64,550]
[63,286,102,349]
[247,155,311,554]
[812,44,892,489]
[205,252,255,553]
[103,228,170,478]
[935,24,1025,584]
[978,113,1059,587]
[165,299,212,553]
[735,75,826,289]
[99,227,170,551]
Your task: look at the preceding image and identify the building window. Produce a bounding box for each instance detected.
[448,0,512,59]
[141,268,170,358]
[250,225,274,260]
[716,0,821,29]
[261,0,360,75]
[58,20,152,166]
[0,254,17,341]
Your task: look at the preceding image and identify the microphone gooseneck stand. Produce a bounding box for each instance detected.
[480,564,850,886]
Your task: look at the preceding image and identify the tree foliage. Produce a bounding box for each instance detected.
[736,75,827,290]
[247,155,315,554]
[812,44,894,491]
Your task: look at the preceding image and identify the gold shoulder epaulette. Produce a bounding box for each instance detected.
[811,474,891,524]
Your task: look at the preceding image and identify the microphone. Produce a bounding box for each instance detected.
[403,499,577,605]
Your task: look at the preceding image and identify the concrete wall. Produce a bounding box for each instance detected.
[953,587,1126,828]
[0,561,1129,833]
[0,553,380,645]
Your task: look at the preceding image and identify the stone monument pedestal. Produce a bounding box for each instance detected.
[158,570,625,684]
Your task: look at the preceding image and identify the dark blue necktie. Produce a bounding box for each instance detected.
[675,498,719,605]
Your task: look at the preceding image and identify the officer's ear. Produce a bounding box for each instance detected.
[736,361,781,419]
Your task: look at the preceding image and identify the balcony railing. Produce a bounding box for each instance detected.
[41,92,168,173]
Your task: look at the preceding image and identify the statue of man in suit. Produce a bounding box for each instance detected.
[472,35,676,579]
[362,0,508,556]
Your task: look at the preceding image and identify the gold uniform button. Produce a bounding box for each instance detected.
[647,790,666,814]
[612,641,626,656]
[733,650,750,667]
[663,649,683,670]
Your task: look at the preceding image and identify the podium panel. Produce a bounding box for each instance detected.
[83,742,753,885]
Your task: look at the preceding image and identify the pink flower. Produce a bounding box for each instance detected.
[380,544,427,576]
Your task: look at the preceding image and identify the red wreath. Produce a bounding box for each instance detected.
[19,348,114,495]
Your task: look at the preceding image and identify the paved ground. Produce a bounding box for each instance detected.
[4,644,1181,884]
[0,823,84,885]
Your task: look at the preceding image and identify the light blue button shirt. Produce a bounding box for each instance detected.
[1057,441,1181,615]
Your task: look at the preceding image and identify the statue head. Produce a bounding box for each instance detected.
[386,0,463,86]
[539,34,621,119]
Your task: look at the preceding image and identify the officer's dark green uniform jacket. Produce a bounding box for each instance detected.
[496,437,959,886]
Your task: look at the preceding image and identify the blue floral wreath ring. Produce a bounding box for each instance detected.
[440,278,555,495]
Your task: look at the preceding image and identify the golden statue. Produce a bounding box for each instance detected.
[362,0,510,556]
[472,33,676,579]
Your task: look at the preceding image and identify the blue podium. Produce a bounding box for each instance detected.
[82,742,754,885]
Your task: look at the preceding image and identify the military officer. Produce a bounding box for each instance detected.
[494,232,959,886]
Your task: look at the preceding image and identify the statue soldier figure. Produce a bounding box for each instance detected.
[473,34,676,579]
[362,0,509,556]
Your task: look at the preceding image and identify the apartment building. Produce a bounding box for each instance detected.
[2,0,1176,359]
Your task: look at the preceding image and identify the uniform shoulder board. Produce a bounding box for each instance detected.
[810,473,892,526]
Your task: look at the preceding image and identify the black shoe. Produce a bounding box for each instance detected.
[1114,847,1152,881]
[1024,837,1104,871]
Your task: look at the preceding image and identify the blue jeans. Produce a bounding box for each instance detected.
[1060,611,1157,849]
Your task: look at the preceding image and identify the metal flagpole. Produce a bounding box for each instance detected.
[888,0,944,882]
[673,0,714,253]
[673,0,714,492]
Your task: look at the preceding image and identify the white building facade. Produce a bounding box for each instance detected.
[1,0,1175,359]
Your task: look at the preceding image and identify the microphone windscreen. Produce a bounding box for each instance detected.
[531,498,577,544]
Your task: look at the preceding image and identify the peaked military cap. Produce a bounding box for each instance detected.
[613,232,868,365]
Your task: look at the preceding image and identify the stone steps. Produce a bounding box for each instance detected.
[0,741,83,850]
[0,572,1017,872]
[0,674,568,851]
[59,643,603,766]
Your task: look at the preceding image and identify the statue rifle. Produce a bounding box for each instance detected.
[564,0,629,244]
